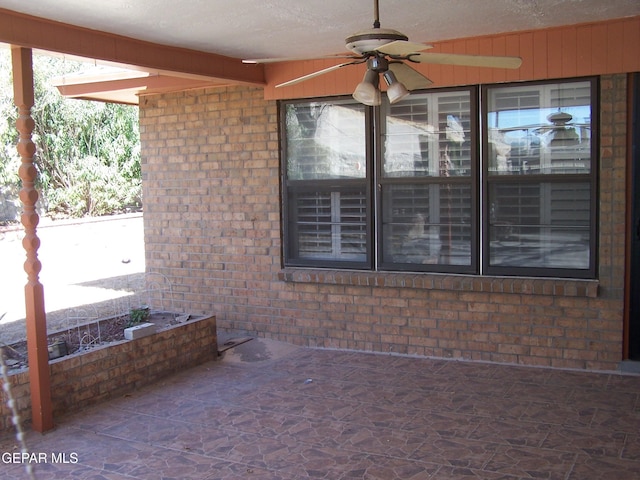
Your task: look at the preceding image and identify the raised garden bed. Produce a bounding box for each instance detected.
[2,311,193,371]
[1,312,217,432]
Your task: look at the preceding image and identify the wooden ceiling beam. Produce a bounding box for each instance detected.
[0,8,265,86]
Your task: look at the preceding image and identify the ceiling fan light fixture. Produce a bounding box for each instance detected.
[383,71,409,104]
[249,0,521,95]
[353,69,381,106]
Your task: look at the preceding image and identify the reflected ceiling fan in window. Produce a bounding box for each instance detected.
[243,0,522,106]
[533,110,590,134]
[498,109,591,146]
[532,110,592,146]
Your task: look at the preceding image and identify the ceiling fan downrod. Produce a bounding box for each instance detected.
[345,0,408,55]
[373,0,381,28]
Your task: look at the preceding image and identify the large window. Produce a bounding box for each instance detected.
[281,78,597,278]
[379,89,477,273]
[484,80,596,277]
[283,100,371,268]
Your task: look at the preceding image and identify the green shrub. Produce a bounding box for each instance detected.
[1,51,141,219]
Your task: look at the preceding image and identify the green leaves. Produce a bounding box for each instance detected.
[0,51,141,219]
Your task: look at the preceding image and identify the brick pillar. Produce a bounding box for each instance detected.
[11,46,54,432]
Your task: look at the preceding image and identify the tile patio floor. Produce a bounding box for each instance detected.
[1,338,639,479]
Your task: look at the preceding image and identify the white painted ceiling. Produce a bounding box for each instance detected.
[1,0,639,60]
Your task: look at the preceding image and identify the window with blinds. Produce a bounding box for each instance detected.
[281,78,596,278]
[379,89,475,272]
[288,189,368,262]
[485,79,596,277]
[283,99,370,268]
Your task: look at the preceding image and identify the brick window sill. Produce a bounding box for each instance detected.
[278,268,599,298]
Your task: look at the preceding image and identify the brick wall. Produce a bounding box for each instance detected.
[139,75,627,372]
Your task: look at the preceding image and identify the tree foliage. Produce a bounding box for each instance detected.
[0,50,141,219]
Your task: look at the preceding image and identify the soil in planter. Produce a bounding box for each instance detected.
[1,312,186,372]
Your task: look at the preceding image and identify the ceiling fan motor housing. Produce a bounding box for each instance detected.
[367,55,389,73]
[547,111,573,125]
[345,28,408,55]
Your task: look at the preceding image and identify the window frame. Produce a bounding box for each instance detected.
[280,96,374,269]
[375,86,479,274]
[280,77,598,280]
[481,77,598,279]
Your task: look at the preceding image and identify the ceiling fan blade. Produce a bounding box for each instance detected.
[411,52,522,69]
[389,62,433,90]
[243,54,356,64]
[276,61,362,88]
[376,40,433,56]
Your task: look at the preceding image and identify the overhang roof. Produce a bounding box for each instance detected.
[49,66,231,105]
[1,1,639,104]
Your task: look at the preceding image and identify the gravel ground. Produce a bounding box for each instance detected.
[0,214,145,346]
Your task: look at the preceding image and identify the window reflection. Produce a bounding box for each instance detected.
[380,91,473,268]
[282,79,596,277]
[383,93,472,178]
[487,81,591,175]
[488,182,591,269]
[381,184,472,266]
[286,102,366,180]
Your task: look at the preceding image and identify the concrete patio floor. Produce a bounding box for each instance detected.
[1,337,639,479]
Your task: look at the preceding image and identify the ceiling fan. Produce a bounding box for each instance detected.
[243,0,522,106]
[499,110,591,136]
[533,111,590,133]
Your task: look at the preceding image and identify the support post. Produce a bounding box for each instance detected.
[11,46,54,433]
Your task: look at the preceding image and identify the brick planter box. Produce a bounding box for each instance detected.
[1,313,216,432]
